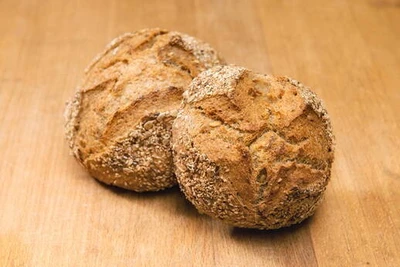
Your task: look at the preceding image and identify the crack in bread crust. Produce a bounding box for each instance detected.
[86,112,177,192]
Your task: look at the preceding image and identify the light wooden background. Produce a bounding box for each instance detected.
[1,0,399,266]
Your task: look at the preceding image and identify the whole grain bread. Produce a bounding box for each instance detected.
[64,28,223,191]
[172,65,335,229]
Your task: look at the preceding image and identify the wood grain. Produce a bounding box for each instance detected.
[0,0,399,266]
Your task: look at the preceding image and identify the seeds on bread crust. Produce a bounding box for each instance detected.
[64,28,223,191]
[172,65,334,229]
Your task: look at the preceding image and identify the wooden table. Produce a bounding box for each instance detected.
[1,0,399,266]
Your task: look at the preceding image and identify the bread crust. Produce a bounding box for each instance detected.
[172,65,334,229]
[64,28,223,191]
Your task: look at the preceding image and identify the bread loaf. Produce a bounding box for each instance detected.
[172,65,334,229]
[64,28,223,191]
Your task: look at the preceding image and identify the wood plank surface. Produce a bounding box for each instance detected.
[0,0,399,266]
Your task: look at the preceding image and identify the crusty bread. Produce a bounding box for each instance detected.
[64,28,223,192]
[172,65,335,229]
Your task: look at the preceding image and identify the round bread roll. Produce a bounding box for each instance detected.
[64,28,223,192]
[172,65,335,229]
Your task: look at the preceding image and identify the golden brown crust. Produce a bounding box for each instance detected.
[172,65,335,229]
[64,28,223,191]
